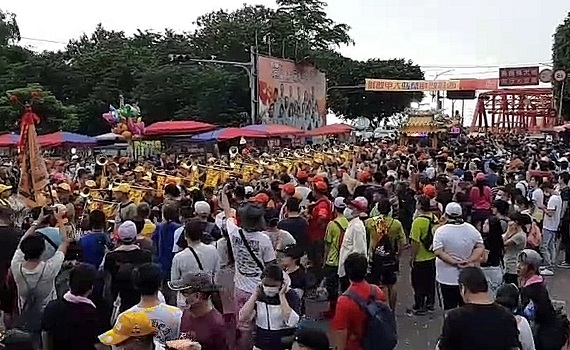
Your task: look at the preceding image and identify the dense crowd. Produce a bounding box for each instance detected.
[0,136,569,350]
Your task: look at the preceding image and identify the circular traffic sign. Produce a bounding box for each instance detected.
[539,69,552,83]
[553,69,567,82]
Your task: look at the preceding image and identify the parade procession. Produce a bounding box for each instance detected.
[2,1,570,350]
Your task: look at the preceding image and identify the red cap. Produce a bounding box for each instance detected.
[423,184,436,198]
[309,175,325,183]
[358,171,372,182]
[314,181,328,192]
[279,183,296,196]
[250,193,270,206]
[296,171,308,180]
[349,196,369,211]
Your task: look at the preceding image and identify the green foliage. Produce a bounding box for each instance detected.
[0,84,78,133]
[0,2,424,135]
[553,12,570,119]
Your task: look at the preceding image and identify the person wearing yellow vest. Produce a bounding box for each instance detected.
[0,184,12,207]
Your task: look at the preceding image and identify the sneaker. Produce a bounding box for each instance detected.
[540,268,554,276]
[426,305,435,314]
[406,307,427,316]
[558,262,570,269]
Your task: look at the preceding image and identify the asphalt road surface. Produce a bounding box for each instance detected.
[304,253,570,350]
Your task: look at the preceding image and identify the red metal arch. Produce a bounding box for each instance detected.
[471,88,555,133]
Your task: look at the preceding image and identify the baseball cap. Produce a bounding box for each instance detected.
[334,197,347,209]
[279,183,296,196]
[358,171,372,182]
[250,193,270,206]
[98,311,156,346]
[0,184,12,193]
[350,196,368,211]
[445,202,463,217]
[53,173,66,182]
[194,201,211,215]
[118,221,137,243]
[475,172,486,181]
[167,272,219,292]
[57,183,71,192]
[518,249,542,268]
[85,180,97,188]
[294,327,330,350]
[423,184,436,198]
[134,166,145,173]
[244,186,254,195]
[112,183,131,193]
[314,181,328,192]
[296,170,308,180]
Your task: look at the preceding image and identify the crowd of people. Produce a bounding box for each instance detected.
[0,135,569,350]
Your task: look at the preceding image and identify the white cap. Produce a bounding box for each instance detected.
[445,202,463,217]
[244,186,254,195]
[558,157,568,163]
[334,197,347,209]
[194,201,211,215]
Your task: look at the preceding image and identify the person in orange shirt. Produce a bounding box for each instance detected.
[307,181,332,269]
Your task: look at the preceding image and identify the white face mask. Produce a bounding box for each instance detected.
[263,286,280,297]
[343,208,354,219]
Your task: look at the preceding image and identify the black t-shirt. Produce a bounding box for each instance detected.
[277,216,309,249]
[42,299,103,350]
[438,303,520,350]
[288,267,307,291]
[0,226,20,285]
[560,187,570,219]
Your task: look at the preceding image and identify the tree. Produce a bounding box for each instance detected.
[0,84,79,133]
[0,9,20,46]
[553,11,570,119]
[326,58,424,127]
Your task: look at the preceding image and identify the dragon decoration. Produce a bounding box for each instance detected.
[102,95,145,141]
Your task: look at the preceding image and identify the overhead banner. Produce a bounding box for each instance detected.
[365,78,499,92]
[257,55,326,131]
[499,66,540,87]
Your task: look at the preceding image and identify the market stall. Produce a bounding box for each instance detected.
[191,127,266,142]
[304,123,354,136]
[38,131,97,148]
[144,120,216,137]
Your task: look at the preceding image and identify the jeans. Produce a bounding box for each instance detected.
[481,266,503,299]
[541,228,557,266]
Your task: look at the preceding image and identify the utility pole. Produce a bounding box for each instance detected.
[432,69,454,110]
[169,46,258,125]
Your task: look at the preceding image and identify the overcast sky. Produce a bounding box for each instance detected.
[5,0,570,124]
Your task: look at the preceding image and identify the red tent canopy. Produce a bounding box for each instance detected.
[38,131,97,148]
[144,120,216,136]
[241,124,305,137]
[304,123,354,136]
[0,133,20,147]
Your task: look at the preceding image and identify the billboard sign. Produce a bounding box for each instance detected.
[365,79,460,92]
[499,66,539,87]
[257,55,326,130]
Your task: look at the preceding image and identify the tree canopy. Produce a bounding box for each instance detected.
[553,11,570,118]
[0,2,424,135]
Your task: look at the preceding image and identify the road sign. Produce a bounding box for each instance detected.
[553,69,567,82]
[499,66,539,87]
[539,69,552,83]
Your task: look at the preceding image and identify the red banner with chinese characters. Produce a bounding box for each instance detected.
[458,78,499,90]
[499,67,540,87]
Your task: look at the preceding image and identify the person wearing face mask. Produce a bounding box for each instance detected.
[169,272,228,350]
[239,264,301,350]
[337,196,369,293]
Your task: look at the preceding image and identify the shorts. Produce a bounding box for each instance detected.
[439,283,464,311]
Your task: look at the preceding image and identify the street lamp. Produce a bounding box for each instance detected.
[169,48,258,125]
[432,69,454,110]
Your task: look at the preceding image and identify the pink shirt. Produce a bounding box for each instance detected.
[470,186,492,210]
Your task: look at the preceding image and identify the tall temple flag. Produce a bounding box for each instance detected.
[10,93,50,206]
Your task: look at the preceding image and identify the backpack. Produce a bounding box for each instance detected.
[370,217,397,275]
[526,219,542,249]
[13,264,47,335]
[417,215,436,252]
[344,286,397,350]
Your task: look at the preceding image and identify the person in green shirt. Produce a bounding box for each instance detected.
[366,198,406,310]
[321,197,349,318]
[409,195,437,315]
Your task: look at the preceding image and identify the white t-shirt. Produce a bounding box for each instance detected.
[338,217,368,277]
[171,243,220,282]
[543,194,562,231]
[432,222,483,285]
[227,219,276,294]
[172,226,185,253]
[531,188,544,208]
[515,315,536,350]
[122,303,182,342]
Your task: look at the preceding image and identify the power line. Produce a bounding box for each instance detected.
[20,36,67,45]
[421,62,552,70]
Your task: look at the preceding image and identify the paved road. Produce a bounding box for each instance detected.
[304,252,570,350]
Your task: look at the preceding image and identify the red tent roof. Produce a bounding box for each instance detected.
[144,120,216,136]
[38,131,96,148]
[241,124,305,137]
[304,124,354,137]
[0,133,19,147]
[191,127,266,141]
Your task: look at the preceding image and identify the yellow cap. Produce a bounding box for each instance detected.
[134,166,145,173]
[112,183,131,193]
[98,312,156,346]
[57,183,71,192]
[0,184,12,193]
[85,180,97,188]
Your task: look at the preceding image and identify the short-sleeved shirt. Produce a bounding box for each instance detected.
[365,216,405,258]
[410,214,437,262]
[308,197,332,242]
[331,281,387,350]
[122,303,183,342]
[324,216,349,266]
[503,230,526,274]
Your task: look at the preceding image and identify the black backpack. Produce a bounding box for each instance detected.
[344,286,397,350]
[418,215,436,251]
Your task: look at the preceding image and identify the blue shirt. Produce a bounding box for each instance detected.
[152,221,181,279]
[79,231,112,268]
[37,227,62,260]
